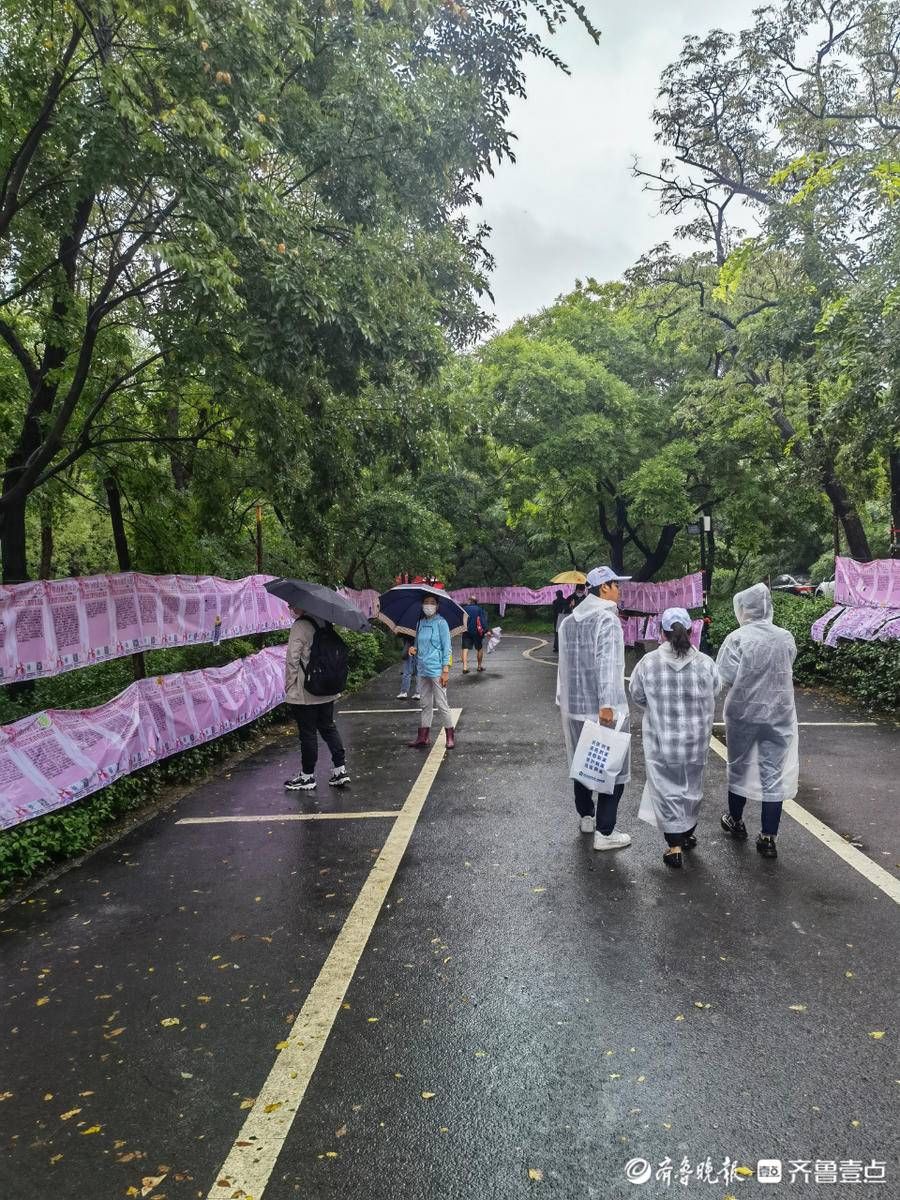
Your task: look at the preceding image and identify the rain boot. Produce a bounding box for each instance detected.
[408,726,431,749]
[445,727,456,749]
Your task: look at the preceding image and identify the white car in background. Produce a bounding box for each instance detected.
[815,579,836,599]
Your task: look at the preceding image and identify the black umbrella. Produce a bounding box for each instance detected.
[375,584,467,638]
[264,578,371,632]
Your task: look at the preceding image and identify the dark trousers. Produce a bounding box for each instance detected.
[290,702,345,775]
[729,791,782,835]
[574,780,625,836]
[664,826,696,848]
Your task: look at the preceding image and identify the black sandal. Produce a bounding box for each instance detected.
[663,848,683,869]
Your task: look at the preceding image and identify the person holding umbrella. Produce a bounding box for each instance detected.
[264,579,370,792]
[376,584,465,750]
[409,594,455,747]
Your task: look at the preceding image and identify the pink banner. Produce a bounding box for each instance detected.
[0,646,288,831]
[0,573,293,686]
[835,557,900,609]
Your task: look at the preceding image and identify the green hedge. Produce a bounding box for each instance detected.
[707,592,899,715]
[0,627,394,895]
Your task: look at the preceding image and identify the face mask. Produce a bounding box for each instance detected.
[423,604,438,617]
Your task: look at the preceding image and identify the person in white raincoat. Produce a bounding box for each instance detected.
[716,583,799,859]
[557,566,632,851]
[630,608,719,869]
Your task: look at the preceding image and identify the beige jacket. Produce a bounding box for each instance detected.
[284,617,341,705]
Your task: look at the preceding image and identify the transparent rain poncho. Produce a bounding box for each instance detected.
[630,643,720,833]
[715,583,799,803]
[556,594,630,785]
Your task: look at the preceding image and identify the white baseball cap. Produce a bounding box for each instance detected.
[661,607,691,631]
[587,566,632,588]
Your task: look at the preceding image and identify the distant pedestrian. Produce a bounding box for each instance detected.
[408,595,455,749]
[552,589,568,653]
[283,607,349,791]
[461,595,491,673]
[396,635,420,700]
[557,566,632,851]
[570,582,587,611]
[716,584,799,859]
[630,608,719,869]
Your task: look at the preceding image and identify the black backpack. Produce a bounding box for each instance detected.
[301,620,350,696]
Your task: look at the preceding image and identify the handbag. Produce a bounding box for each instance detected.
[569,712,630,794]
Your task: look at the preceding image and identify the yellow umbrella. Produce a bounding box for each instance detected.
[551,570,587,585]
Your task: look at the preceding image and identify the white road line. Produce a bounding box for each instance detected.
[205,707,462,1200]
[338,708,418,714]
[708,735,900,905]
[712,721,877,728]
[177,812,398,825]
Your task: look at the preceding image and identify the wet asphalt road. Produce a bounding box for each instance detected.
[0,636,897,1200]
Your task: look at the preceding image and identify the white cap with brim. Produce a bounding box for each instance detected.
[661,607,691,631]
[587,566,632,588]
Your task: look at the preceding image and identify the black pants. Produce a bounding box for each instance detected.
[574,780,625,836]
[290,703,345,775]
[729,791,782,835]
[664,826,696,848]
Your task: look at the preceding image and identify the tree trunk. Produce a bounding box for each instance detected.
[0,491,29,584]
[632,524,680,582]
[890,449,900,559]
[39,508,53,579]
[104,476,146,681]
[822,472,871,562]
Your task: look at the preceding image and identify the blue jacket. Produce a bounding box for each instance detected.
[415,615,451,678]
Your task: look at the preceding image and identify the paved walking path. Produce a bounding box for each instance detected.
[1,637,897,1200]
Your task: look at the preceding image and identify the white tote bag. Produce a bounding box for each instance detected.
[569,713,630,794]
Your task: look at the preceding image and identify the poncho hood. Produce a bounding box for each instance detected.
[734,583,773,625]
[658,641,697,672]
[572,593,619,623]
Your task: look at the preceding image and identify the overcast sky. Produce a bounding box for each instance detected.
[477,1,762,330]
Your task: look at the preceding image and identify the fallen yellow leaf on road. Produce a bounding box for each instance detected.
[239,1098,255,1110]
[735,1166,754,1178]
[367,1017,379,1023]
[789,1005,807,1012]
[325,1151,338,1158]
[674,1014,685,1021]
[50,1154,63,1165]
[141,1174,168,1196]
[263,1102,282,1113]
[105,1027,125,1039]
[160,1018,180,1027]
[869,1031,885,1039]
[36,997,49,1006]
[196,996,211,1003]
[421,1092,436,1100]
[60,1109,81,1121]
[335,1125,347,1138]
[528,1168,544,1181]
[80,1125,102,1135]
[43,1093,53,1101]
[275,1041,290,1050]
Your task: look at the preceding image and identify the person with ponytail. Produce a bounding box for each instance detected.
[629,608,720,869]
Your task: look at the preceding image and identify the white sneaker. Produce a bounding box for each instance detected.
[396,691,408,699]
[580,815,595,834]
[411,692,420,700]
[593,830,631,852]
[328,766,350,788]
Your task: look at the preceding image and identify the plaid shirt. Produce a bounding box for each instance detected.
[629,646,719,764]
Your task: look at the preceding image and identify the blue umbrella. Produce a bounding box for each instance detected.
[375,585,467,638]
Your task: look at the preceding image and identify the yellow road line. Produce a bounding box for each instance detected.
[709,734,900,905]
[204,708,462,1200]
[177,812,398,824]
